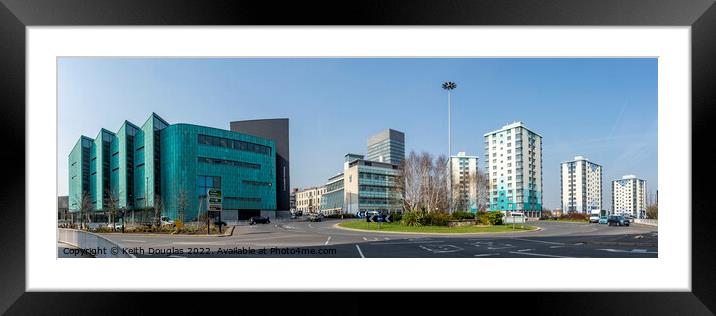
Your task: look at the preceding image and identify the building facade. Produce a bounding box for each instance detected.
[560,155,603,213]
[230,119,290,213]
[366,129,405,165]
[612,175,647,218]
[319,153,402,215]
[484,122,543,217]
[295,186,327,214]
[450,152,480,213]
[289,188,298,212]
[69,113,278,222]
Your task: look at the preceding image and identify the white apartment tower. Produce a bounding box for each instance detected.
[450,152,480,212]
[560,156,603,213]
[612,175,647,219]
[484,122,543,217]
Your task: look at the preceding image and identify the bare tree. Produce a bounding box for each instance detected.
[176,189,188,225]
[396,151,423,212]
[105,188,119,230]
[77,191,93,230]
[153,194,163,227]
[432,155,449,212]
[473,170,490,212]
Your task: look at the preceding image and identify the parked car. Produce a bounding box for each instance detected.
[598,215,608,224]
[249,216,271,225]
[607,215,630,226]
[307,214,323,222]
[160,216,175,226]
[106,222,123,229]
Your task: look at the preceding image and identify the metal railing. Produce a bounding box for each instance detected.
[633,219,658,226]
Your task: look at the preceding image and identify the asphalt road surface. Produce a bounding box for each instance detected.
[96,219,658,258]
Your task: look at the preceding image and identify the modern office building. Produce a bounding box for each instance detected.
[366,128,405,165]
[320,172,346,215]
[484,122,543,217]
[295,186,327,214]
[560,155,603,214]
[450,152,480,213]
[319,153,402,215]
[230,119,290,215]
[68,113,277,222]
[612,175,647,218]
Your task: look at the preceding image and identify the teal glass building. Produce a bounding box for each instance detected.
[68,113,277,221]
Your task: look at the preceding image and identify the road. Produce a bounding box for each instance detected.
[95,219,658,258]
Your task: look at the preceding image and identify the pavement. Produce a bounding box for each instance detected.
[93,219,658,258]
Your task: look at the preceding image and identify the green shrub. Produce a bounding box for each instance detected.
[428,211,450,226]
[480,211,503,225]
[390,212,403,223]
[401,211,423,226]
[450,211,476,220]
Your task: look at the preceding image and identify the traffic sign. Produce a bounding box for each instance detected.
[207,188,222,211]
[367,214,391,223]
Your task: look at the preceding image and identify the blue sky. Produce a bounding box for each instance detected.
[58,58,658,210]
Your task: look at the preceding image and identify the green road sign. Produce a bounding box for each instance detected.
[207,188,222,211]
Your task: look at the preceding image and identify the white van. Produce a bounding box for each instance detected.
[504,212,526,224]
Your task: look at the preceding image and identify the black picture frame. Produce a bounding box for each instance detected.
[1,0,714,314]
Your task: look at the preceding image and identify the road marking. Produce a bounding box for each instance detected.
[121,239,146,243]
[308,224,314,229]
[168,255,186,258]
[324,236,331,245]
[474,253,500,257]
[510,238,565,245]
[487,246,513,250]
[369,241,445,245]
[419,244,463,253]
[355,245,365,258]
[574,243,584,246]
[549,246,564,249]
[508,251,573,258]
[516,249,535,252]
[363,237,380,241]
[597,248,658,254]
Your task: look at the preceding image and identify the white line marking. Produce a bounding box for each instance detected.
[574,243,584,245]
[355,245,365,258]
[121,239,146,243]
[549,246,564,249]
[508,251,573,258]
[308,224,314,229]
[168,255,186,258]
[510,238,565,245]
[419,244,463,253]
[369,241,445,245]
[517,249,535,252]
[597,248,658,254]
[474,253,499,257]
[324,236,331,245]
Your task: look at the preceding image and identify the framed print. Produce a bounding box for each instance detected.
[1,0,715,314]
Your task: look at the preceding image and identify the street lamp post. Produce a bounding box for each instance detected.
[442,81,457,213]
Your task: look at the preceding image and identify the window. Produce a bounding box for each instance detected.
[242,180,272,187]
[197,134,271,155]
[197,157,260,169]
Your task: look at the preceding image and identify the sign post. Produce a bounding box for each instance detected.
[207,188,222,234]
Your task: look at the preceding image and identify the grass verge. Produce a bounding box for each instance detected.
[338,220,537,233]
